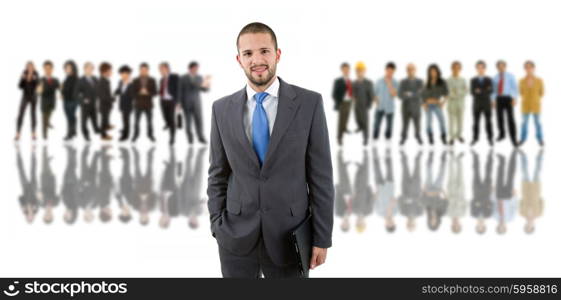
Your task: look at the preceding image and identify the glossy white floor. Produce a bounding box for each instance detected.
[1,132,558,277]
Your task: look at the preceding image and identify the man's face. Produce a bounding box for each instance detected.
[452,64,461,76]
[524,64,535,75]
[44,65,53,76]
[497,63,506,73]
[356,68,365,79]
[341,66,350,77]
[476,64,486,76]
[237,32,280,87]
[120,72,131,82]
[385,67,395,78]
[159,65,168,76]
[189,66,199,75]
[104,69,112,78]
[406,64,416,77]
[140,66,149,77]
[84,64,93,76]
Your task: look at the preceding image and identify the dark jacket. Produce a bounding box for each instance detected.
[74,76,98,106]
[131,76,157,110]
[470,76,493,110]
[97,77,114,110]
[19,71,39,99]
[331,77,347,110]
[159,73,180,103]
[114,80,135,113]
[40,77,60,112]
[62,75,78,102]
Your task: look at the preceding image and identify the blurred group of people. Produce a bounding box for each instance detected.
[335,148,544,234]
[16,144,207,229]
[15,60,211,145]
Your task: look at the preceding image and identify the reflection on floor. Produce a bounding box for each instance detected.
[16,144,207,229]
[15,144,545,236]
[335,147,544,235]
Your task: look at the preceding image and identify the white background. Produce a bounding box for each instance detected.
[0,0,560,277]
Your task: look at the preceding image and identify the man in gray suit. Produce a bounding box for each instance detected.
[207,22,334,278]
[178,61,211,144]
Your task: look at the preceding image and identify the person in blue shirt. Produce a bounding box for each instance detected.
[373,62,398,142]
[492,60,518,147]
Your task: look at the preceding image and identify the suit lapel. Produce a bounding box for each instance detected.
[261,78,299,171]
[230,88,260,168]
[230,78,300,171]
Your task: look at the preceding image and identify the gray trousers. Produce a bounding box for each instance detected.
[218,238,305,278]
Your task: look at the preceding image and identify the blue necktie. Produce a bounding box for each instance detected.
[252,92,269,167]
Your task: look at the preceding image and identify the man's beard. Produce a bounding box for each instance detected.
[244,64,276,87]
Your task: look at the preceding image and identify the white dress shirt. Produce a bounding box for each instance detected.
[243,77,280,143]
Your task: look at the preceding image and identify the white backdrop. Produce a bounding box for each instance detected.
[0,0,560,277]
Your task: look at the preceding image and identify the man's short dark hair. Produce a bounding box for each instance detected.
[524,60,535,68]
[476,60,486,68]
[236,22,278,51]
[118,65,132,74]
[385,62,396,70]
[43,60,53,67]
[340,62,350,69]
[188,61,199,70]
[99,62,112,74]
[451,61,462,68]
[139,62,149,69]
[159,62,170,69]
[496,60,507,68]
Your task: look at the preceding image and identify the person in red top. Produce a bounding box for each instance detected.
[332,62,353,145]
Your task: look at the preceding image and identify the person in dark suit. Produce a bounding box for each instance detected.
[207,23,334,278]
[38,60,60,140]
[470,60,494,146]
[131,63,157,142]
[178,61,211,144]
[61,60,80,141]
[97,62,114,141]
[15,62,39,141]
[158,62,180,145]
[331,62,352,146]
[74,62,100,141]
[470,150,494,234]
[114,65,134,141]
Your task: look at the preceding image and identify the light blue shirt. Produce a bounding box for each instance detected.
[375,77,399,113]
[243,77,280,143]
[492,72,518,101]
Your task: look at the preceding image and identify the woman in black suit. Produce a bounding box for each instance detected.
[15,61,39,141]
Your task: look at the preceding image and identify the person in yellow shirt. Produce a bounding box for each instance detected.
[519,61,544,146]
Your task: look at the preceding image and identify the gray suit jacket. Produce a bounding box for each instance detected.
[207,78,334,265]
[178,74,208,109]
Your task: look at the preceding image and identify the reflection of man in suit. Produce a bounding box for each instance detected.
[398,150,423,232]
[159,147,180,229]
[470,150,494,234]
[331,63,352,146]
[74,62,100,141]
[16,145,39,224]
[181,147,207,229]
[131,63,157,142]
[116,147,134,223]
[353,150,374,233]
[115,65,134,141]
[62,145,79,225]
[207,22,334,278]
[178,61,211,144]
[132,146,156,225]
[495,150,518,234]
[334,150,352,232]
[159,62,180,145]
[98,145,114,223]
[40,146,59,224]
[79,145,100,223]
